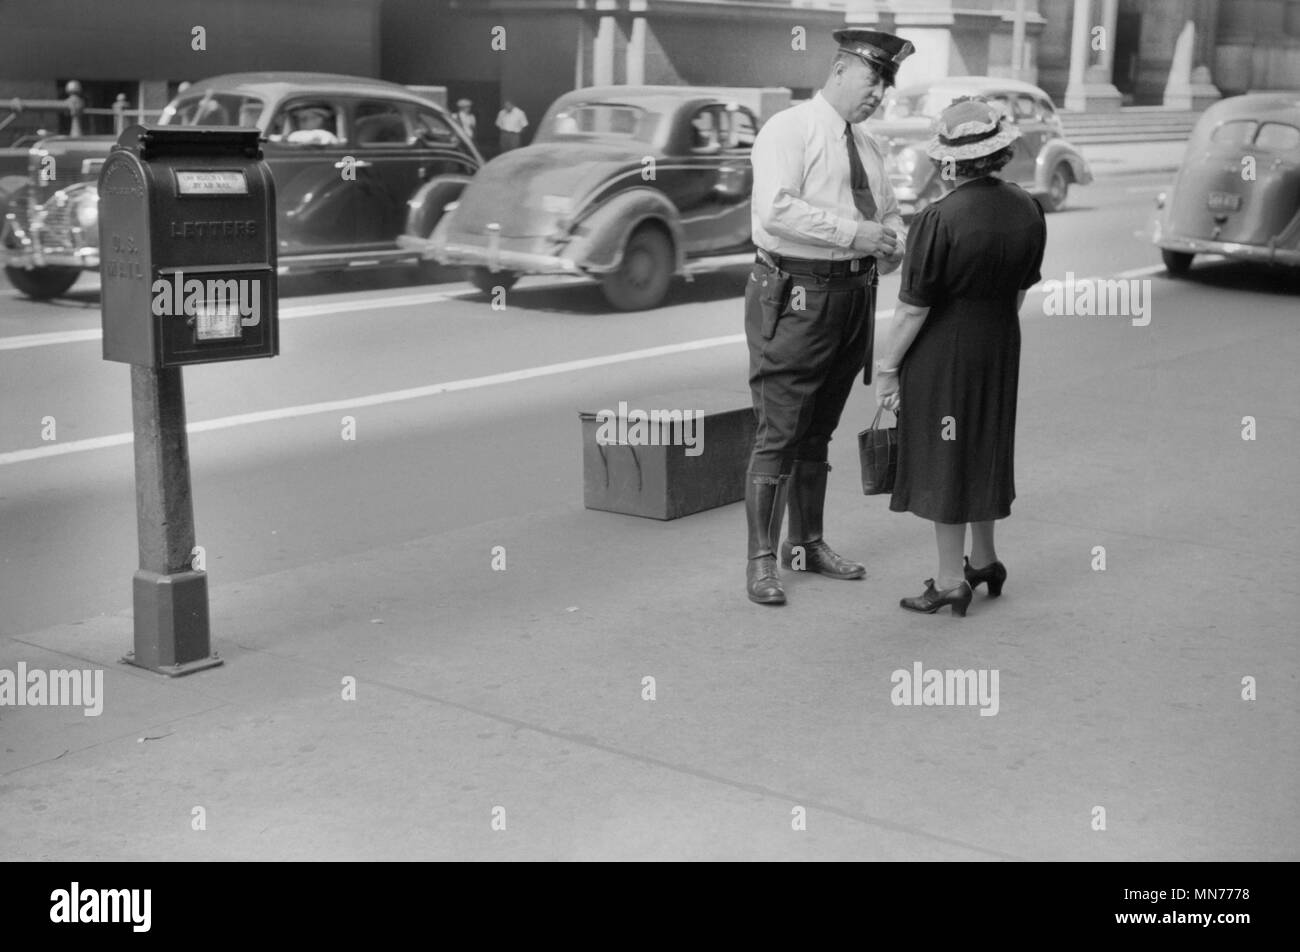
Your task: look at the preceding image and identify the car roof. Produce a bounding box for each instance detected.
[895,76,1052,99]
[1199,92,1300,124]
[177,72,445,107]
[549,85,742,114]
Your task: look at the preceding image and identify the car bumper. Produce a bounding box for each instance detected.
[1,214,99,270]
[396,233,585,276]
[1156,232,1300,267]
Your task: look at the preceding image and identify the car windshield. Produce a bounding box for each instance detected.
[159,92,266,129]
[537,103,656,143]
[884,87,1011,120]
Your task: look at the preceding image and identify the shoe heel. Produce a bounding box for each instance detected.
[987,579,1003,597]
[951,601,968,617]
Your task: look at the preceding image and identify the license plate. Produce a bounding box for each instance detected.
[1207,191,1241,212]
[195,300,241,340]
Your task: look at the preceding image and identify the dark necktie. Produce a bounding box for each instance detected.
[845,121,877,220]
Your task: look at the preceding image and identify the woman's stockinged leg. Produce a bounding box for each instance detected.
[969,520,997,569]
[934,521,966,591]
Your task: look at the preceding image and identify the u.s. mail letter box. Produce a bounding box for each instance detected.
[99,124,278,367]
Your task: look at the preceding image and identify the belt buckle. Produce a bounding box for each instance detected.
[850,258,861,274]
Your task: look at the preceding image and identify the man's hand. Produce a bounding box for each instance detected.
[852,221,900,258]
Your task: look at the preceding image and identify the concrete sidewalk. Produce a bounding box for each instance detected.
[2,289,1296,861]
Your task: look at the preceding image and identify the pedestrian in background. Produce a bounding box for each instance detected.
[64,80,86,137]
[453,98,477,142]
[496,99,528,152]
[875,98,1048,617]
[742,28,913,606]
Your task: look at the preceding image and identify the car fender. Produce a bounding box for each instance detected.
[404,173,473,239]
[564,188,685,273]
[1036,141,1093,188]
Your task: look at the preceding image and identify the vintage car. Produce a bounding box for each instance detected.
[868,76,1093,213]
[401,86,762,311]
[2,72,482,300]
[1153,93,1300,275]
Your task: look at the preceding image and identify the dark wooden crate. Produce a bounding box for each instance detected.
[579,388,755,520]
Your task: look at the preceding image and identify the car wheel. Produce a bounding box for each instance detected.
[1161,249,1194,276]
[1040,165,1070,212]
[4,265,81,300]
[600,225,673,311]
[466,266,517,295]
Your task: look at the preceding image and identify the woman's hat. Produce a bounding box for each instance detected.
[924,98,1021,161]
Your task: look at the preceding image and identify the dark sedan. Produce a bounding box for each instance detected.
[402,86,763,311]
[3,72,482,299]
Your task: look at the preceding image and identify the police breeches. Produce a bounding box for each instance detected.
[745,264,876,475]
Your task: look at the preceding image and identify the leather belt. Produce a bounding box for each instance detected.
[756,250,875,280]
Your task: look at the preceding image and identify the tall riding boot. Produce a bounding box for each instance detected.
[746,472,788,605]
[780,460,866,579]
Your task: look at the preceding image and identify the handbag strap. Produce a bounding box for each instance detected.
[870,406,894,430]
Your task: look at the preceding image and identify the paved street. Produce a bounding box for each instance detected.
[1,168,1297,860]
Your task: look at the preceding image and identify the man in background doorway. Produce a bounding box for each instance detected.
[496,99,528,151]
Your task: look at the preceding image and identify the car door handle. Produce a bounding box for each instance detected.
[335,159,372,169]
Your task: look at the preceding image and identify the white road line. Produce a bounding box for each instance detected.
[0,287,481,352]
[0,333,752,467]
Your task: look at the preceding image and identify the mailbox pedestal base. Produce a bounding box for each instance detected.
[123,569,222,676]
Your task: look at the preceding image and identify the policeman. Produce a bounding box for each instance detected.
[743,28,913,606]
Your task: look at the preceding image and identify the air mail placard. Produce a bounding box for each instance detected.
[174,170,249,196]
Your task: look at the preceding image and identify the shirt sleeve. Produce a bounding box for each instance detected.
[898,205,945,307]
[751,116,858,250]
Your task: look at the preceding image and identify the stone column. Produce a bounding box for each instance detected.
[627,15,647,85]
[1065,0,1123,111]
[1096,0,1118,74]
[593,14,617,86]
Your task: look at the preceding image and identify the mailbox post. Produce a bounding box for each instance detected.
[99,124,278,675]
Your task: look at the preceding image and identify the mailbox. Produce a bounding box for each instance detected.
[99,124,277,367]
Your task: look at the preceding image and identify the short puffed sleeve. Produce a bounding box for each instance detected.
[898,203,947,308]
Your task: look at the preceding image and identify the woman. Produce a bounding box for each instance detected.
[875,98,1047,616]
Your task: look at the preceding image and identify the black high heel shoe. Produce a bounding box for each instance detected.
[963,557,1007,597]
[900,579,973,617]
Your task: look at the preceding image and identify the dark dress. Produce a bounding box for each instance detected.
[889,177,1047,524]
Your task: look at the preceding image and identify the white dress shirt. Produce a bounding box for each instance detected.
[750,91,904,271]
[496,107,528,134]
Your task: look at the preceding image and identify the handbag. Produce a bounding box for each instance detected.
[858,406,897,495]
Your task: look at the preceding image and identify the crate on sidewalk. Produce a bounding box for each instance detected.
[578,388,754,520]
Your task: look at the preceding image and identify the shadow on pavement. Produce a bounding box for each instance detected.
[1169,260,1300,296]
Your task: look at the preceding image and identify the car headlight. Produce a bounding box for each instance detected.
[896,147,919,177]
[74,190,98,230]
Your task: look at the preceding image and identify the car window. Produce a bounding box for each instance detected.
[1210,120,1258,146]
[160,92,265,128]
[1254,122,1300,152]
[725,107,757,149]
[268,100,346,146]
[540,103,655,143]
[1037,96,1057,117]
[689,106,725,153]
[352,99,411,148]
[1014,95,1038,121]
[409,106,460,146]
